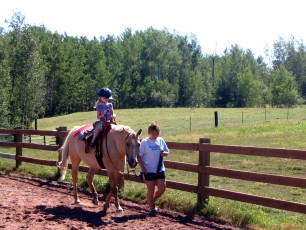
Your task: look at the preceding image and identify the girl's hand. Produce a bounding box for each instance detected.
[103,110,109,116]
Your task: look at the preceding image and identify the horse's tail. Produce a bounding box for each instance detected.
[57,128,75,181]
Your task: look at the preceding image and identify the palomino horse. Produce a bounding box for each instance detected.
[57,124,142,212]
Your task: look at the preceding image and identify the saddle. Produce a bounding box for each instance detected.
[93,120,119,168]
[73,121,115,169]
[81,120,116,150]
[92,121,112,168]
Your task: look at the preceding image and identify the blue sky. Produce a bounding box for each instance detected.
[1,0,305,58]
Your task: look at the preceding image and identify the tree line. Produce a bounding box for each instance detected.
[0,11,305,128]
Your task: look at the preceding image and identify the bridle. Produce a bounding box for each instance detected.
[104,130,138,175]
[124,132,139,176]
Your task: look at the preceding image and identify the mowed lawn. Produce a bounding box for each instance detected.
[1,107,306,229]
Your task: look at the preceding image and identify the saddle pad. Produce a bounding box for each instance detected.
[73,124,93,139]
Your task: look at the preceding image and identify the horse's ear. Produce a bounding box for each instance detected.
[137,129,142,136]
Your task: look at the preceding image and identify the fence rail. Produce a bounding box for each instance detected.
[0,127,305,214]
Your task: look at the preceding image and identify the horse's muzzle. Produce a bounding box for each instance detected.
[129,160,137,168]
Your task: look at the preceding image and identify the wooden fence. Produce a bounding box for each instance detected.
[0,127,306,214]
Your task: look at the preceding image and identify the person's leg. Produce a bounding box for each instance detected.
[90,128,100,147]
[153,178,166,205]
[90,122,102,147]
[145,180,156,211]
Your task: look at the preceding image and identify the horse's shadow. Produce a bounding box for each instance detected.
[35,204,147,227]
[36,205,107,227]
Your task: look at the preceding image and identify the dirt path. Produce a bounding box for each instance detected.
[0,172,243,230]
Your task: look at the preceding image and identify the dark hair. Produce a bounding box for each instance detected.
[148,121,160,135]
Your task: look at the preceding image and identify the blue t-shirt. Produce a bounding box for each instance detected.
[139,137,169,173]
[96,103,113,122]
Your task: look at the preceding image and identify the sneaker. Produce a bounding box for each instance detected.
[152,203,158,211]
[149,209,157,216]
[148,203,158,216]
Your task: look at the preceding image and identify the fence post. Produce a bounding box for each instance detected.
[198,138,211,208]
[56,126,67,146]
[14,127,23,168]
[214,111,218,127]
[57,126,67,165]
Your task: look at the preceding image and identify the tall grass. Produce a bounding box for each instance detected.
[1,107,306,229]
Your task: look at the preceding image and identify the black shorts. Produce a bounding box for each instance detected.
[140,171,166,181]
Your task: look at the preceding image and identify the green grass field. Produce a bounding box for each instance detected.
[1,107,306,229]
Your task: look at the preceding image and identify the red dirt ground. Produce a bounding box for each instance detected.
[0,172,244,230]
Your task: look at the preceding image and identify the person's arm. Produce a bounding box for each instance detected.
[137,142,147,174]
[96,110,101,120]
[160,151,169,157]
[109,104,115,117]
[137,154,147,174]
[160,138,169,157]
[97,108,110,120]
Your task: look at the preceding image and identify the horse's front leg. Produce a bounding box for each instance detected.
[114,191,123,212]
[86,168,98,205]
[103,184,123,213]
[114,176,124,212]
[103,172,123,212]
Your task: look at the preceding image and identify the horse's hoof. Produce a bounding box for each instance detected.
[92,199,99,205]
[103,204,109,212]
[57,175,65,182]
[117,207,123,213]
[74,199,81,204]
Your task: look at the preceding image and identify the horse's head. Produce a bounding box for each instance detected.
[125,128,142,168]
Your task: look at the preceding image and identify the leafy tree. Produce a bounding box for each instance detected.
[5,11,46,128]
[56,35,87,114]
[176,35,199,107]
[271,66,300,107]
[28,26,64,117]
[284,38,306,98]
[215,45,264,107]
[118,28,144,108]
[0,30,10,127]
[101,34,123,108]
[83,37,109,110]
[237,68,261,107]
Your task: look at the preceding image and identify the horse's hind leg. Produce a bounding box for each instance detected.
[72,163,81,204]
[103,185,113,212]
[86,168,98,205]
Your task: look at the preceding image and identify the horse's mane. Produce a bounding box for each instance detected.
[69,124,135,135]
[112,124,134,133]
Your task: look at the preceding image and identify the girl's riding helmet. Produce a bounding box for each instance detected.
[98,87,113,99]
